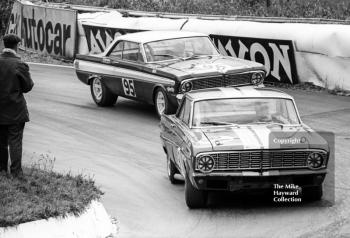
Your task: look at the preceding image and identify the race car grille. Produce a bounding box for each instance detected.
[196,150,325,172]
[189,73,251,91]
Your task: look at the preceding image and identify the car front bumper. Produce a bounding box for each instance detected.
[190,170,327,191]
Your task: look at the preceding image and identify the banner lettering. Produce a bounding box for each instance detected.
[7,1,77,59]
[6,1,22,36]
[210,34,298,84]
[82,25,141,53]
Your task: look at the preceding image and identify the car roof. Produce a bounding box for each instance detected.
[186,86,294,101]
[115,30,209,44]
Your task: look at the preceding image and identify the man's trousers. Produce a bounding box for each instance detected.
[0,123,25,175]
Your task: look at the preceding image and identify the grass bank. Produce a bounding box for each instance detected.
[58,0,350,20]
[1,0,350,35]
[0,166,103,227]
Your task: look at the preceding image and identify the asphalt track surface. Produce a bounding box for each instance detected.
[23,63,350,238]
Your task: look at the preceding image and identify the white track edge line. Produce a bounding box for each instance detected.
[26,62,74,69]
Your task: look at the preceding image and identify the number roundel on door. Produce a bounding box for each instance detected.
[122,78,136,97]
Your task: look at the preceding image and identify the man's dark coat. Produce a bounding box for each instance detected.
[0,50,34,124]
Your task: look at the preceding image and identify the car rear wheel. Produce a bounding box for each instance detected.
[185,173,207,208]
[90,77,117,106]
[155,88,175,117]
[167,155,181,184]
[302,185,323,201]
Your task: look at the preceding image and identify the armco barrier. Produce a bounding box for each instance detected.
[7,0,77,59]
[78,12,350,89]
[181,19,350,89]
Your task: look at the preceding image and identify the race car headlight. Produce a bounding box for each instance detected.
[306,152,324,169]
[251,72,264,85]
[181,81,193,93]
[196,155,215,173]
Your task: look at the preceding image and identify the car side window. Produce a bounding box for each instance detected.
[108,41,124,59]
[176,98,190,126]
[182,100,191,125]
[176,98,186,120]
[123,41,144,62]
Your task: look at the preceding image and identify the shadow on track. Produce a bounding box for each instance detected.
[205,190,332,209]
[103,98,160,120]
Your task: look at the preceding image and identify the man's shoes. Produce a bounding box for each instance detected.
[12,172,27,182]
[0,170,8,177]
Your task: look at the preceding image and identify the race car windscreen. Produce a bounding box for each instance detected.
[192,98,301,127]
[144,36,220,62]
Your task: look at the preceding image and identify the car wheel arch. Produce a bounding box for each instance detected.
[89,75,118,106]
[153,85,177,117]
[152,85,167,105]
[180,155,190,178]
[88,74,101,85]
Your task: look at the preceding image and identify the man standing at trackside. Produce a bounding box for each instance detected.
[0,34,34,178]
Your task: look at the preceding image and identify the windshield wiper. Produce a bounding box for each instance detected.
[250,121,302,128]
[250,121,284,126]
[183,54,211,60]
[153,54,184,61]
[201,121,239,127]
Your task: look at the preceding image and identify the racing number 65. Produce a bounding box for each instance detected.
[122,78,136,97]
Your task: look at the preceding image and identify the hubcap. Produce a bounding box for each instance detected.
[156,91,166,115]
[92,78,103,101]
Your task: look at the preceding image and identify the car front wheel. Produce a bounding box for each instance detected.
[90,77,117,106]
[155,88,175,117]
[185,173,207,208]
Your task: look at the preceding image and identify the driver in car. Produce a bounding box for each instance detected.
[255,101,272,122]
[255,101,291,124]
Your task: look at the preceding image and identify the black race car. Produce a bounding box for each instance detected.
[74,31,266,117]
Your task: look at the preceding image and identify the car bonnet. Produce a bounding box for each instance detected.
[199,125,328,151]
[151,56,264,80]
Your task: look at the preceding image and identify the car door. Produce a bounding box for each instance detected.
[104,40,149,101]
[171,98,192,173]
[160,100,184,165]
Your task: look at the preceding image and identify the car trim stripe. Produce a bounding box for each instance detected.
[239,86,262,97]
[232,128,262,149]
[218,87,242,98]
[249,126,273,149]
[78,60,175,86]
[248,126,264,149]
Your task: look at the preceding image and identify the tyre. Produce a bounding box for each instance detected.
[154,88,176,117]
[302,185,323,201]
[90,77,117,106]
[185,173,207,208]
[167,155,181,184]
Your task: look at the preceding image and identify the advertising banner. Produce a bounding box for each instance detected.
[210,34,298,84]
[82,25,141,53]
[6,1,22,37]
[20,3,77,58]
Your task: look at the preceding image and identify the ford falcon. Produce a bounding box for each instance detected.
[74,31,266,117]
[159,86,329,208]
